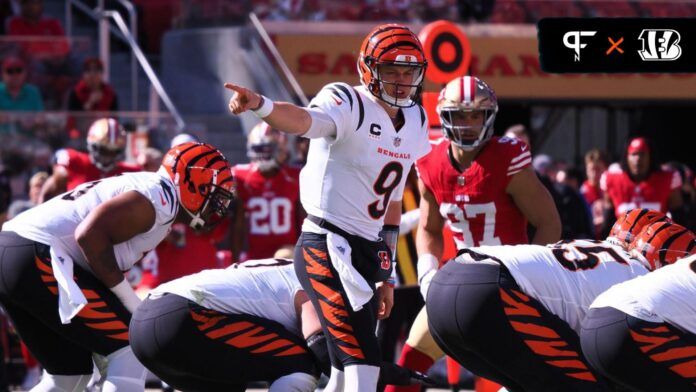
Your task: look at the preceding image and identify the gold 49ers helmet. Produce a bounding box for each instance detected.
[160,142,235,230]
[357,24,427,108]
[437,76,498,151]
[86,118,127,172]
[247,122,288,171]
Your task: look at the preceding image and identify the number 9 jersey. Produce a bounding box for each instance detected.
[416,136,532,248]
[300,83,432,240]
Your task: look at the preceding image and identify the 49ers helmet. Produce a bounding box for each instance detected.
[86,118,127,172]
[160,142,235,230]
[607,208,671,249]
[357,24,427,108]
[247,123,288,170]
[437,76,498,151]
[628,221,696,270]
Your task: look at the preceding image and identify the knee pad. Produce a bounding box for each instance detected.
[31,370,91,392]
[269,372,318,392]
[101,346,146,392]
[405,308,444,360]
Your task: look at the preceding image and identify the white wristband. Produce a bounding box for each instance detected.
[252,95,274,118]
[110,278,142,313]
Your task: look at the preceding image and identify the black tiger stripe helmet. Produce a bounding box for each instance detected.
[160,142,235,229]
[628,221,696,270]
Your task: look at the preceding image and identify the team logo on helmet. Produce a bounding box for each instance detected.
[437,76,498,151]
[628,221,696,270]
[86,118,127,172]
[160,142,235,230]
[607,208,670,249]
[357,24,427,108]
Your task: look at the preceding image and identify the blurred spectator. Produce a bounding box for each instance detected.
[534,154,593,239]
[504,123,531,146]
[556,165,583,192]
[136,147,163,172]
[0,57,44,112]
[39,118,140,202]
[663,161,696,231]
[581,148,609,238]
[601,137,684,231]
[581,149,608,205]
[6,0,64,37]
[67,58,118,112]
[5,170,46,218]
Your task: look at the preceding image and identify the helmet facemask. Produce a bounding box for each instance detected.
[88,142,125,172]
[247,140,280,172]
[178,169,235,231]
[439,106,497,151]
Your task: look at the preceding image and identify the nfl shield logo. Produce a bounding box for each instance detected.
[393,137,401,147]
[457,176,466,186]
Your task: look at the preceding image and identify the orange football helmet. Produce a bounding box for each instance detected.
[160,142,235,230]
[606,208,670,249]
[86,118,127,172]
[357,24,427,108]
[628,221,696,270]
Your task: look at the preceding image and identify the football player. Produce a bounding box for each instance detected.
[130,258,434,392]
[601,137,684,223]
[39,118,141,202]
[582,228,696,392]
[426,221,695,391]
[0,142,234,391]
[388,76,561,392]
[226,23,432,391]
[231,123,302,262]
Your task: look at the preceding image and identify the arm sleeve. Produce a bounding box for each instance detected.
[307,82,357,145]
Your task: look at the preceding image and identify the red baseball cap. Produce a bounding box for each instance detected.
[2,56,25,71]
[627,137,650,154]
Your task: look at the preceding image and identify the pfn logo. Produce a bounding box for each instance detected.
[638,29,682,61]
[563,31,597,61]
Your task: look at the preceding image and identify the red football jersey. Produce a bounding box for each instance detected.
[580,180,602,205]
[54,148,141,191]
[600,164,681,217]
[233,163,301,259]
[416,136,531,248]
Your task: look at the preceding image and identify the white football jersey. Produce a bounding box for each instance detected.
[462,240,649,333]
[591,254,696,334]
[152,259,303,336]
[300,83,431,240]
[2,172,178,272]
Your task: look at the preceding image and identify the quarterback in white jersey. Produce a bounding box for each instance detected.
[581,224,696,392]
[226,23,430,391]
[426,239,655,392]
[0,142,234,392]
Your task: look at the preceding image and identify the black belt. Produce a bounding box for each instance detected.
[307,214,355,240]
